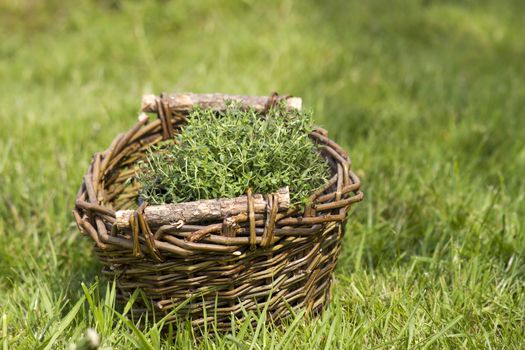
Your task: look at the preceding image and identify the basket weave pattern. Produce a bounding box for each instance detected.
[73,93,363,328]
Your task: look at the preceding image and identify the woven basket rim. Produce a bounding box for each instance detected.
[111,127,353,210]
[73,92,363,257]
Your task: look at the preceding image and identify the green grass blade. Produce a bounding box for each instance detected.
[38,296,85,350]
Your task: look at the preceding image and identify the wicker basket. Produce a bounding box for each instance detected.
[73,92,363,329]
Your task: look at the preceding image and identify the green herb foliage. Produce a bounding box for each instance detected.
[136,104,332,206]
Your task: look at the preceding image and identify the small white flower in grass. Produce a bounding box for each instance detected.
[86,328,100,348]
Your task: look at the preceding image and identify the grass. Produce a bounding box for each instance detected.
[0,0,524,348]
[136,104,330,206]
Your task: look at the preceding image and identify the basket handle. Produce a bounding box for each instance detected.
[141,92,302,113]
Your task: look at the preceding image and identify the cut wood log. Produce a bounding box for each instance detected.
[115,187,290,229]
[141,93,302,113]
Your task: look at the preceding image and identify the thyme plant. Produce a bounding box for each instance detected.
[136,103,331,207]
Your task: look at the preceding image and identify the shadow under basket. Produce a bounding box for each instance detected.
[73,92,363,330]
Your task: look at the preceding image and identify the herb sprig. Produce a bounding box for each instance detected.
[136,103,331,207]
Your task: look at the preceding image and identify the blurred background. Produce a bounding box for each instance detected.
[0,0,524,347]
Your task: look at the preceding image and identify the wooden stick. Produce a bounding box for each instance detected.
[115,187,290,229]
[141,93,302,113]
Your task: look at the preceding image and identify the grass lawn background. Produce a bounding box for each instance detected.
[1,0,524,348]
